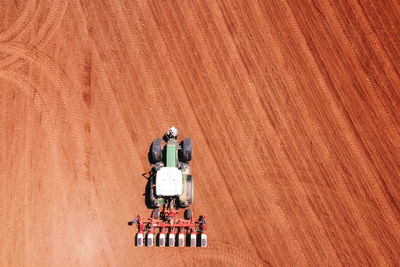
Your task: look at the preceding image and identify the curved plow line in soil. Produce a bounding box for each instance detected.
[1,44,141,264]
[0,0,68,70]
[1,1,42,43]
[0,70,69,194]
[31,0,68,48]
[0,70,84,265]
[1,70,117,263]
[0,0,38,41]
[0,44,89,180]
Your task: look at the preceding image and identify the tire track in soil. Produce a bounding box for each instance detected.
[224,5,342,255]
[144,0,263,260]
[72,3,160,264]
[328,0,400,234]
[322,0,400,256]
[84,42,145,265]
[104,1,264,262]
[111,0,174,133]
[31,0,68,48]
[0,1,42,44]
[0,43,107,264]
[0,0,38,41]
[213,0,363,263]
[325,0,400,151]
[0,81,29,265]
[188,1,309,263]
[281,0,395,263]
[284,1,400,261]
[152,2,298,264]
[77,0,162,252]
[0,43,89,182]
[100,1,189,265]
[242,1,343,262]
[0,0,68,69]
[0,70,74,265]
[264,0,379,261]
[134,1,201,131]
[192,3,306,263]
[2,0,400,265]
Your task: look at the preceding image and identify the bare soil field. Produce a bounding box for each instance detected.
[1,0,400,266]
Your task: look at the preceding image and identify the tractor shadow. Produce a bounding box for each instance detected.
[142,170,156,209]
[143,142,157,209]
[147,142,157,165]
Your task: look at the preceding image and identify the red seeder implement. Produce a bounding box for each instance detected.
[129,207,207,247]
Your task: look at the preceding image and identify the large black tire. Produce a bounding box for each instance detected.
[187,175,193,206]
[180,175,193,208]
[149,176,163,208]
[184,209,193,220]
[151,138,163,163]
[182,138,192,162]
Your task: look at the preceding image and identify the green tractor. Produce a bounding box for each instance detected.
[149,126,194,218]
[130,127,207,247]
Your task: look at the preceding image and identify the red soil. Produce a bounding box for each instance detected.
[1,0,399,266]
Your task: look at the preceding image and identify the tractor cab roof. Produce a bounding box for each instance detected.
[155,167,183,196]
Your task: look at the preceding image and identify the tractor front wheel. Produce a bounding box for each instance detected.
[182,138,192,162]
[151,138,163,163]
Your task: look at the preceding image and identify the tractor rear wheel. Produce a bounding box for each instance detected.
[151,138,163,163]
[149,176,164,208]
[184,209,193,220]
[186,175,193,206]
[182,138,192,162]
[179,175,193,208]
